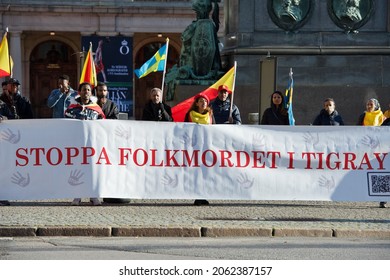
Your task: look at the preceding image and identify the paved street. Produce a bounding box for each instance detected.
[0,200,389,238]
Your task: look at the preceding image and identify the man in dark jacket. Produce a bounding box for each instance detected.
[142,88,173,121]
[210,85,241,125]
[0,98,14,206]
[96,82,119,119]
[312,98,344,126]
[0,78,33,119]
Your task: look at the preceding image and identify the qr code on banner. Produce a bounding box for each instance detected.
[367,173,390,196]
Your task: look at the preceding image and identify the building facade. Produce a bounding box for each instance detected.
[223,0,390,124]
[2,0,390,124]
[0,0,201,119]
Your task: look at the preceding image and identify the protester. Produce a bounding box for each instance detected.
[184,93,215,124]
[357,98,386,208]
[0,98,14,206]
[2,81,8,96]
[142,88,173,121]
[260,90,289,125]
[96,82,119,119]
[0,78,33,119]
[185,93,215,205]
[357,98,385,126]
[0,98,13,121]
[312,98,344,125]
[65,82,105,206]
[95,82,130,204]
[210,85,241,124]
[383,102,390,120]
[47,74,77,118]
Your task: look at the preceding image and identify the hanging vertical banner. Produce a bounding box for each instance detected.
[81,36,133,118]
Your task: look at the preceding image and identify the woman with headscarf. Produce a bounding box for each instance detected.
[358,98,386,208]
[357,98,385,126]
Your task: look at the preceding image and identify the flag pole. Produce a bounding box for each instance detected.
[161,37,169,99]
[5,27,12,78]
[229,61,237,118]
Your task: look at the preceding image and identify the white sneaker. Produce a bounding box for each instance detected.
[90,198,101,206]
[71,198,81,206]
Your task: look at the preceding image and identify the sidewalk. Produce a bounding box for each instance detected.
[0,200,389,238]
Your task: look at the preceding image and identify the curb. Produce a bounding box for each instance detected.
[1,226,389,238]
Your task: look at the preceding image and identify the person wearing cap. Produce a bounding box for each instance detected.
[210,84,241,125]
[0,78,33,119]
[184,93,215,124]
[185,93,215,206]
[47,74,77,118]
[142,87,173,122]
[0,82,18,207]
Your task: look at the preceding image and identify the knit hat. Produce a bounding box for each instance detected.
[194,93,209,104]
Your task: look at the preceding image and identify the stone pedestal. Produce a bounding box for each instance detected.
[167,82,216,107]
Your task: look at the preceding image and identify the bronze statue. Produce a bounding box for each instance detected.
[165,0,223,100]
[327,0,374,33]
[267,0,313,32]
[336,0,362,23]
[277,0,303,23]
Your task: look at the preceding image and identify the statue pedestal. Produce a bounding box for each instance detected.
[167,81,216,107]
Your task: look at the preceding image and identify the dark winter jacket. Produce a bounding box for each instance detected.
[210,98,241,124]
[261,107,289,125]
[312,109,344,126]
[142,101,173,122]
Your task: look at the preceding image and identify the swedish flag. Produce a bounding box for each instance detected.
[134,43,167,78]
[285,68,295,126]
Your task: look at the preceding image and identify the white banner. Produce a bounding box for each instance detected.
[0,119,389,202]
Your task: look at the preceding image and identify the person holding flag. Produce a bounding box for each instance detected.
[210,84,241,124]
[65,82,104,206]
[172,65,235,122]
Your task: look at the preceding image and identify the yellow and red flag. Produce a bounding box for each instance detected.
[0,32,13,78]
[172,66,235,122]
[79,43,97,87]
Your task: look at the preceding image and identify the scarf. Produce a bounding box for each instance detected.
[189,110,211,124]
[363,109,384,126]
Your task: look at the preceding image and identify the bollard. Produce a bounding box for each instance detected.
[248,113,259,125]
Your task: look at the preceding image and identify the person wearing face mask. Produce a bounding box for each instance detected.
[142,88,173,122]
[260,90,289,125]
[312,98,344,126]
[47,74,77,118]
